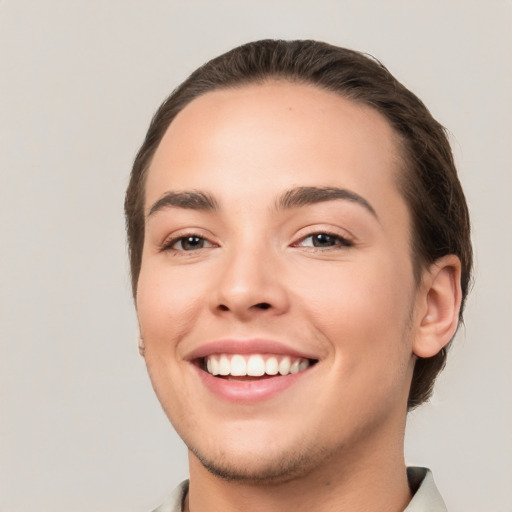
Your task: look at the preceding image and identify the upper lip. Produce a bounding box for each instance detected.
[185,338,320,361]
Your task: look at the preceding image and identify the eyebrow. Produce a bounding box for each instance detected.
[147,190,219,218]
[146,186,377,220]
[275,186,378,218]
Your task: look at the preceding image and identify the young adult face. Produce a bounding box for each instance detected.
[136,82,439,482]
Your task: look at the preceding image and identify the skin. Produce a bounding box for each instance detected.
[136,82,461,512]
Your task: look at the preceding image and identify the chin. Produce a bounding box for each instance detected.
[187,437,333,484]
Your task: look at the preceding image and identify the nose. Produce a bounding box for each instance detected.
[210,243,289,321]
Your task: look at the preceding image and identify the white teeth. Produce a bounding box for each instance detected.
[265,357,279,375]
[247,355,265,376]
[204,354,311,377]
[289,359,300,374]
[278,356,291,375]
[230,355,247,376]
[219,354,230,376]
[210,356,220,376]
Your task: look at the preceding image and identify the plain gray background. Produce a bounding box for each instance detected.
[1,1,511,511]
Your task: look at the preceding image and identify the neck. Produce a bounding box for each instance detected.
[185,420,412,512]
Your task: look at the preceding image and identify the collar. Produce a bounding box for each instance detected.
[404,467,447,511]
[153,467,447,512]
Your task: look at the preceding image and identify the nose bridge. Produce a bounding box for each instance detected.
[212,230,287,317]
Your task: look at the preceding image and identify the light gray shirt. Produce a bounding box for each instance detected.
[153,467,447,512]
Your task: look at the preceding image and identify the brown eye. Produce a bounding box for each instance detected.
[173,236,209,251]
[311,233,337,247]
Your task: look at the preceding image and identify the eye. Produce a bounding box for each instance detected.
[167,235,215,251]
[295,232,353,249]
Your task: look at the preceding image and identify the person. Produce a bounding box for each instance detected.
[124,39,472,512]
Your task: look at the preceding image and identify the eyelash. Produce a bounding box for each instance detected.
[292,231,354,250]
[161,230,353,254]
[160,234,217,253]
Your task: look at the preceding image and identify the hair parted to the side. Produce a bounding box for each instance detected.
[125,39,472,410]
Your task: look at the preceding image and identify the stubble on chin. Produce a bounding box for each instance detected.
[187,440,335,486]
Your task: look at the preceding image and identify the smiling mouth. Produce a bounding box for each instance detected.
[200,354,317,380]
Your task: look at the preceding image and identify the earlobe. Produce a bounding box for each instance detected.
[413,255,462,358]
[138,336,146,358]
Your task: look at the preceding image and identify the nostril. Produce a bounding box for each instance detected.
[216,302,272,313]
[254,302,271,310]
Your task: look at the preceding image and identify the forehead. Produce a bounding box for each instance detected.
[146,81,405,214]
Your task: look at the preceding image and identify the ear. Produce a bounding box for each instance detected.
[138,336,146,358]
[413,255,462,358]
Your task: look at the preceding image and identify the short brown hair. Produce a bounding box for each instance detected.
[125,39,472,409]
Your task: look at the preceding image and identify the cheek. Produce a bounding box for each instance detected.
[293,256,415,354]
[136,262,207,349]
[135,264,205,421]
[301,262,415,409]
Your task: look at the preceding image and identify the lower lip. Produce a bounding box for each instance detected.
[194,365,311,403]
